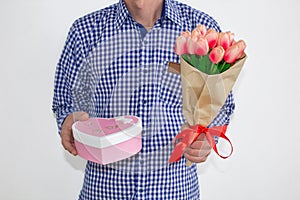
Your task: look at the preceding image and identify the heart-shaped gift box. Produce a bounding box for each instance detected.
[72,116,142,164]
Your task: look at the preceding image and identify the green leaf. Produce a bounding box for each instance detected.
[182,54,231,75]
[218,61,231,73]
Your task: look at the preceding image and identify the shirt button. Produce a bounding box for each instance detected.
[143,69,148,73]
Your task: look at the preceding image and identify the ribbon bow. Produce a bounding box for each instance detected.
[169,125,233,163]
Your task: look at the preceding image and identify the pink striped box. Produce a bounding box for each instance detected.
[72,116,142,164]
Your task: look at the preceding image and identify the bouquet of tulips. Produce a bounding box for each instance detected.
[168,25,247,164]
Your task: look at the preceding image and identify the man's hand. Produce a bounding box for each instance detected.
[184,133,212,163]
[180,123,212,163]
[60,112,89,156]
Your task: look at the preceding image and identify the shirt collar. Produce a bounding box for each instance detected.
[163,0,183,26]
[115,0,131,31]
[115,0,183,30]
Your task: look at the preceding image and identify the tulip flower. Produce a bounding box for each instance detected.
[209,46,225,64]
[174,35,188,55]
[217,32,230,50]
[181,30,191,37]
[236,40,246,59]
[205,28,219,49]
[186,37,199,54]
[224,40,246,63]
[191,29,202,41]
[195,24,207,36]
[226,31,235,46]
[195,37,209,56]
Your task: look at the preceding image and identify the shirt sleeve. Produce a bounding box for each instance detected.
[52,22,85,133]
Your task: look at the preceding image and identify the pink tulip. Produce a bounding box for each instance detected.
[195,37,209,56]
[217,32,231,50]
[187,37,196,54]
[174,35,188,55]
[209,46,225,64]
[185,36,209,56]
[226,31,235,46]
[236,40,246,59]
[205,28,219,49]
[191,29,202,41]
[195,24,207,36]
[224,40,246,63]
[181,30,191,37]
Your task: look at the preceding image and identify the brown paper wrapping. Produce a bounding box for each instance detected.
[179,55,247,126]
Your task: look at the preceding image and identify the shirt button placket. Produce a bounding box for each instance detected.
[136,38,149,199]
[139,38,149,116]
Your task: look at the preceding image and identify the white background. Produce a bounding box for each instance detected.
[0,0,299,199]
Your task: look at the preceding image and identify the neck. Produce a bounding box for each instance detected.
[124,0,164,29]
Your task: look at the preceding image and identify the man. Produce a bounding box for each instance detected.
[52,0,235,199]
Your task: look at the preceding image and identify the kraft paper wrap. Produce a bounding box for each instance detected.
[179,55,247,126]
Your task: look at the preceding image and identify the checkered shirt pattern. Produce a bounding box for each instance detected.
[52,0,235,199]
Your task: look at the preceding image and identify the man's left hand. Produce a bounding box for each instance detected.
[184,133,212,163]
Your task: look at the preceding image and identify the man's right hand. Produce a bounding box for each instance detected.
[60,112,89,156]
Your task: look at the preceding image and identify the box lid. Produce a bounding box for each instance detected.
[72,116,142,148]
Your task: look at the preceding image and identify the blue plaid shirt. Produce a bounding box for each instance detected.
[52,0,235,199]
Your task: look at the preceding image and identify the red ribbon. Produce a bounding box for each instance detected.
[168,125,233,163]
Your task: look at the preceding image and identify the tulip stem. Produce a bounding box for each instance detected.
[211,63,218,74]
[219,61,230,73]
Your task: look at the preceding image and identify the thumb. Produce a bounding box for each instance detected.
[72,112,89,122]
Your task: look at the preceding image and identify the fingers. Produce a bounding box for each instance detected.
[60,112,89,156]
[184,151,210,163]
[184,133,212,163]
[174,124,213,163]
[184,146,211,163]
[72,112,89,122]
[61,131,77,156]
